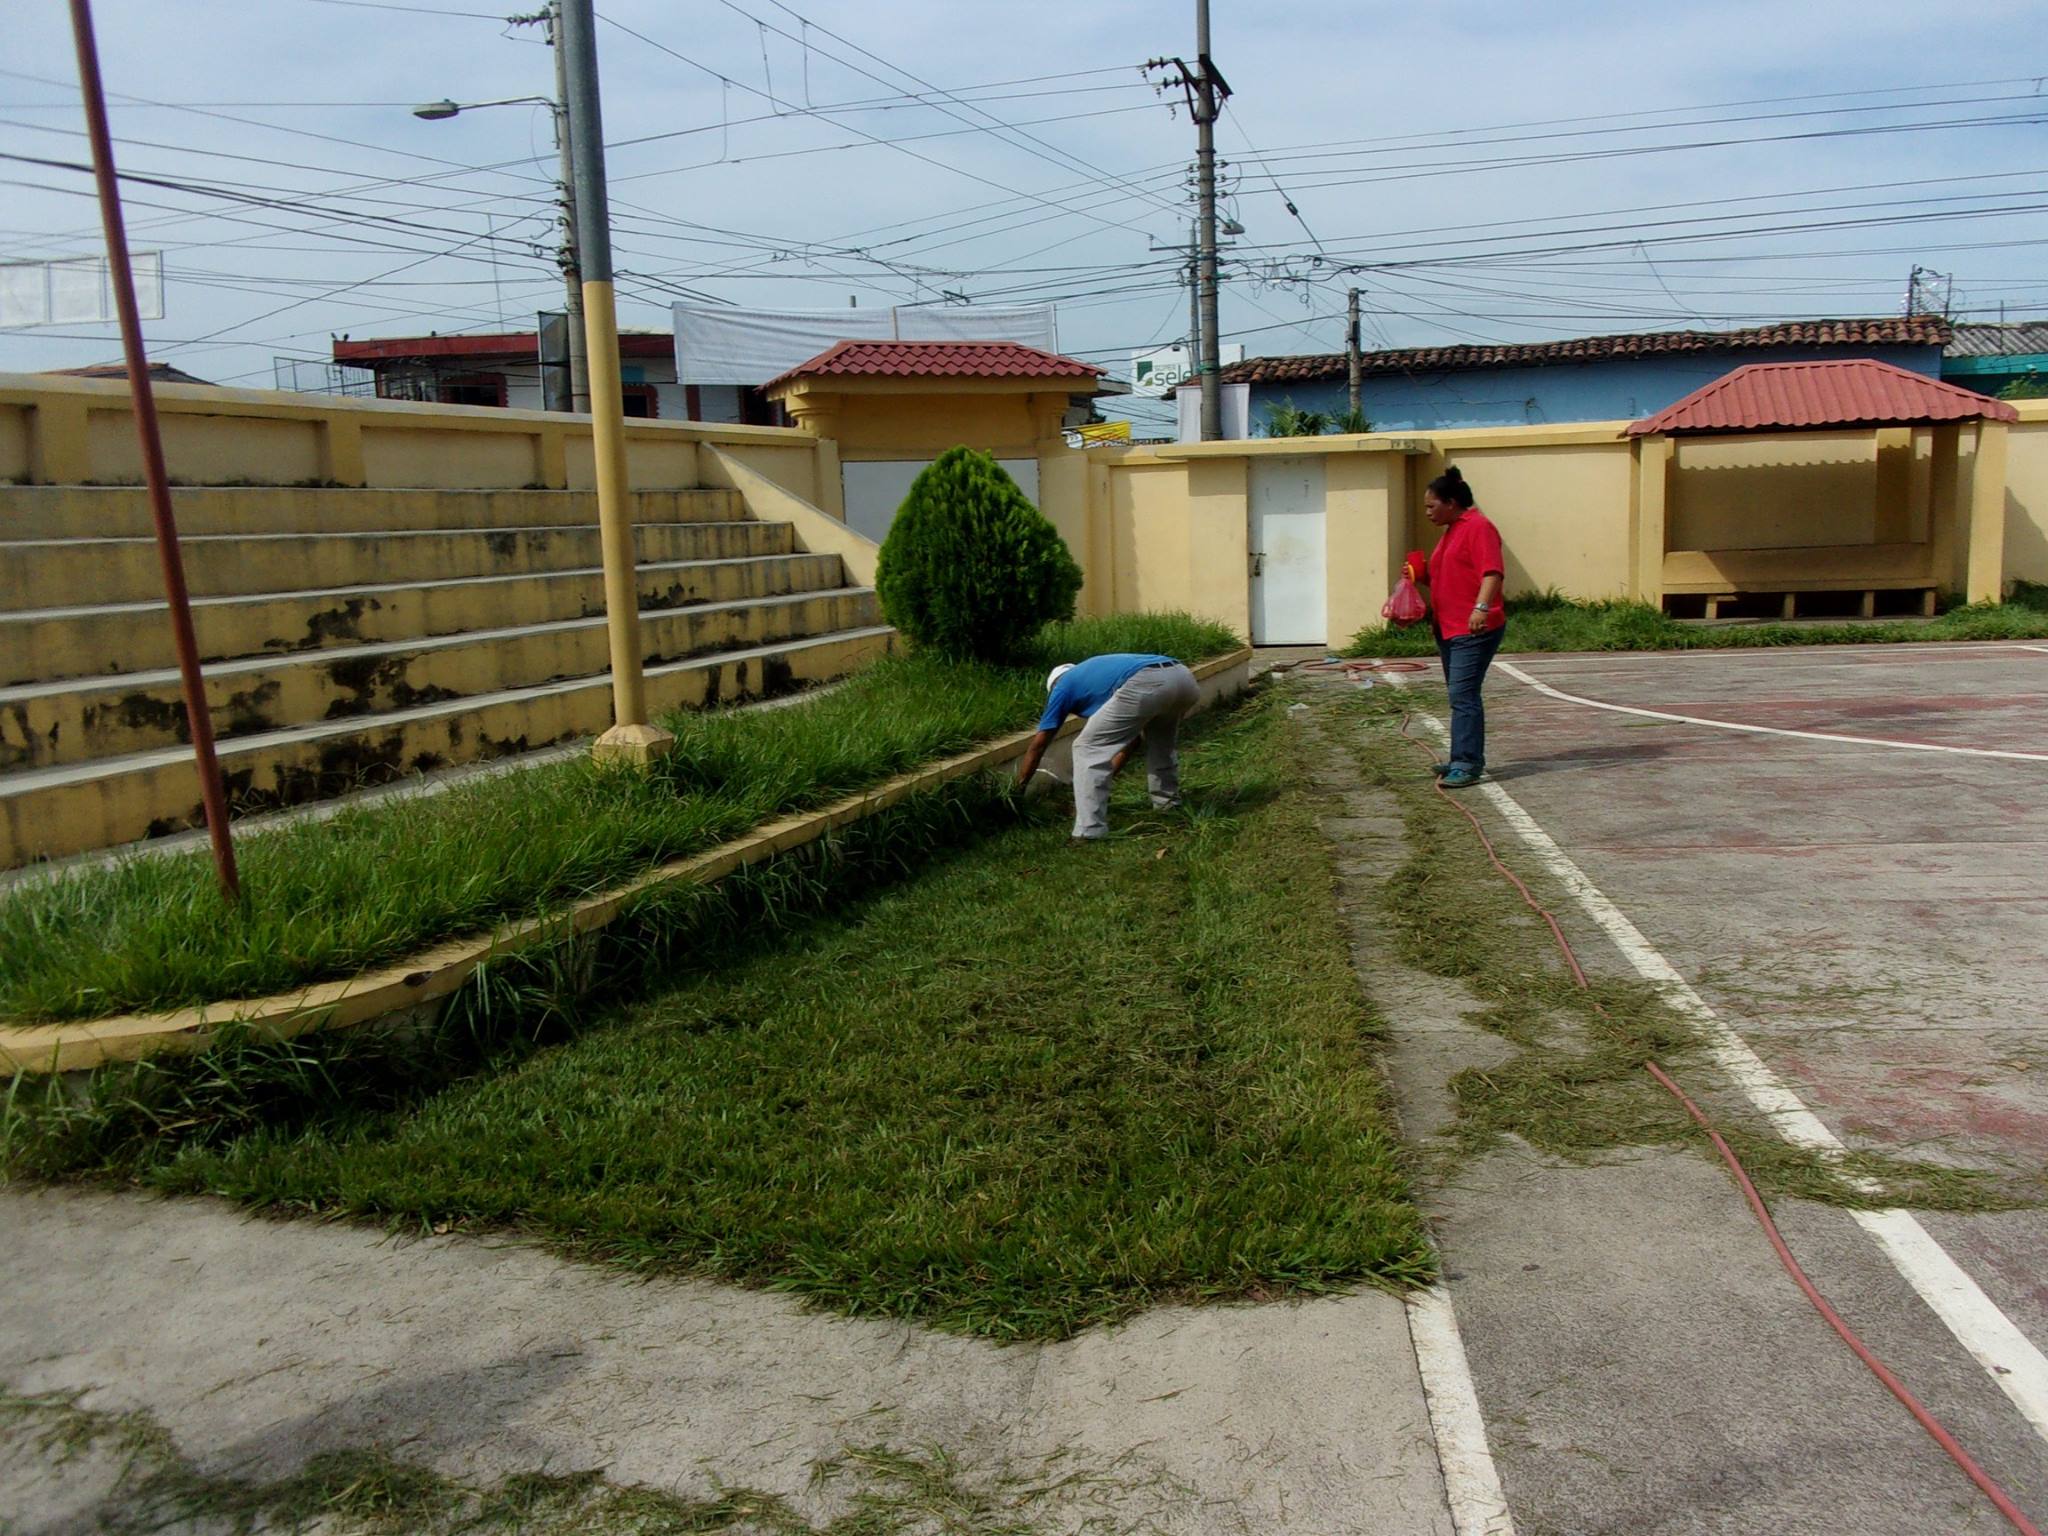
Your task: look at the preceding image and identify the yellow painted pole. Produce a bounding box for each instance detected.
[560,0,671,767]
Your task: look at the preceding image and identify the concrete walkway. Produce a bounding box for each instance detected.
[0,1184,1452,1535]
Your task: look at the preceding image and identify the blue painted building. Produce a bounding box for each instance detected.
[1943,322,2048,398]
[1221,318,1952,434]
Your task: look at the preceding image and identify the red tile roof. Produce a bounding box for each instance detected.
[333,331,673,364]
[1218,318,1951,385]
[1628,359,2018,436]
[766,339,1103,390]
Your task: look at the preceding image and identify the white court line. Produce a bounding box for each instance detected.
[1408,1285,1518,1536]
[1406,711,2048,1447]
[1497,659,2048,762]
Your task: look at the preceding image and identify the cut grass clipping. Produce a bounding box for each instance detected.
[1343,579,2048,657]
[0,1385,1150,1536]
[122,688,1429,1341]
[0,613,1236,1026]
[1324,686,2040,1213]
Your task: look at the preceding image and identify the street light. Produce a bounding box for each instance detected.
[411,95,553,120]
[412,70,589,412]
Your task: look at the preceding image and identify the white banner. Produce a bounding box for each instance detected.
[1131,342,1241,398]
[672,302,1059,386]
[0,251,163,328]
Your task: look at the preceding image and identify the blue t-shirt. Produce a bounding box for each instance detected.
[1038,653,1176,731]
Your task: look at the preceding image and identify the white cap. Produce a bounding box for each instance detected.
[1046,663,1075,691]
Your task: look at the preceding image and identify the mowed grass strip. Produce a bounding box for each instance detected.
[0,613,1236,1026]
[1343,580,2048,657]
[159,690,1433,1340]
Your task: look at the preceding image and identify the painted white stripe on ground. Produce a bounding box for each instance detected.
[1407,712,2048,1446]
[1498,659,2048,762]
[1408,1284,1518,1536]
[2019,644,2048,655]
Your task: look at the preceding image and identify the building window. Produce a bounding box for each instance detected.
[622,384,658,419]
[437,372,508,408]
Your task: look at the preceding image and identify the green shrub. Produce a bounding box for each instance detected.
[875,446,1083,661]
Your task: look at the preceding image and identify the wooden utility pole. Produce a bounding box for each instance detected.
[560,0,672,766]
[68,0,240,900]
[1346,287,1363,420]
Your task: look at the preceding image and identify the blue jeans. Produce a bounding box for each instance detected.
[1437,626,1504,771]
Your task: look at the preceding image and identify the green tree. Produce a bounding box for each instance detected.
[1996,373,2048,401]
[1262,398,1331,437]
[875,446,1083,661]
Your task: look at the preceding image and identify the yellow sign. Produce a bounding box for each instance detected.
[1075,421,1131,445]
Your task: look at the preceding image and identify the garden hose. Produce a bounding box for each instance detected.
[1394,711,2045,1536]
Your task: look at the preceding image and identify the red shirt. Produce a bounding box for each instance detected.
[1408,508,1506,639]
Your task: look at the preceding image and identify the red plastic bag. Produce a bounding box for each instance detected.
[1381,575,1428,625]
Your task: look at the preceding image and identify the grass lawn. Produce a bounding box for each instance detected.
[1342,581,2048,658]
[143,687,1432,1340]
[0,613,1236,1026]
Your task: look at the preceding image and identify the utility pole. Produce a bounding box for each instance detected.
[1346,287,1362,420]
[1147,4,1231,440]
[560,0,671,766]
[548,1,591,412]
[1187,219,1201,375]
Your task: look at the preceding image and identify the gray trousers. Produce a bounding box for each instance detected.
[1070,662,1200,839]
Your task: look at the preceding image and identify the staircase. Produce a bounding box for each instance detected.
[0,483,893,869]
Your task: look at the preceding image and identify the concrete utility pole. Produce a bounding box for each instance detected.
[546,0,591,412]
[559,0,671,766]
[1148,7,1232,440]
[1347,287,1362,420]
[1192,0,1226,442]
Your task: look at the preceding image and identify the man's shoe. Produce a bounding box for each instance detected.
[1431,761,1453,777]
[1439,764,1484,789]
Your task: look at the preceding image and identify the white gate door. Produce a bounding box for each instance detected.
[1248,456,1327,645]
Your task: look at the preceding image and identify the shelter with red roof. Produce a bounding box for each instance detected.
[765,339,1113,545]
[1626,358,2018,615]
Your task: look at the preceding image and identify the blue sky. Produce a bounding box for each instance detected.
[3,0,2043,428]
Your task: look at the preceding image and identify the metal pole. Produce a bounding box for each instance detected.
[549,0,590,413]
[1194,0,1222,441]
[67,0,241,900]
[559,0,671,766]
[1186,220,1200,377]
[1347,287,1362,421]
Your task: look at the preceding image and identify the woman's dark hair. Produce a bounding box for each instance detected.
[1426,465,1475,509]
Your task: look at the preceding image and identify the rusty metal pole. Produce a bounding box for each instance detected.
[67,0,241,900]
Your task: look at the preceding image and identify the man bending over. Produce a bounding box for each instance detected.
[1014,653,1199,841]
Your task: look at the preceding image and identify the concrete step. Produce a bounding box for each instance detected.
[2,588,883,770]
[0,521,793,610]
[0,485,744,539]
[1,627,899,868]
[3,552,849,686]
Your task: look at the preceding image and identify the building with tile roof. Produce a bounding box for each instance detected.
[1214,318,1950,435]
[1941,322,2048,399]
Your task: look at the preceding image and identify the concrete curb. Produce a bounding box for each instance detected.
[1,649,1251,1074]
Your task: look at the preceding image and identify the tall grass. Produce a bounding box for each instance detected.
[1343,580,2048,657]
[129,691,1431,1339]
[0,614,1239,1025]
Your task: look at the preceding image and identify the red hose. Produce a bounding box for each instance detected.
[1393,713,2045,1536]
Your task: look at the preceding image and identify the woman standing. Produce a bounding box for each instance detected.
[1405,465,1507,787]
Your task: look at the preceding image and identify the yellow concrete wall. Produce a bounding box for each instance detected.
[2004,402,2048,587]
[1670,431,1878,550]
[0,372,815,491]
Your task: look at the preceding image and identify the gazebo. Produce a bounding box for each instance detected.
[1627,359,2018,617]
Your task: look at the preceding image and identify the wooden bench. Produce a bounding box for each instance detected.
[1664,544,1939,620]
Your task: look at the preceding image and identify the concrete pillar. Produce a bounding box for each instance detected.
[1186,454,1251,638]
[1962,419,2009,605]
[1325,449,1404,643]
[29,396,92,484]
[1873,426,1913,544]
[1631,434,1674,607]
[811,434,844,518]
[319,416,367,487]
[533,424,569,489]
[1928,424,1961,597]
